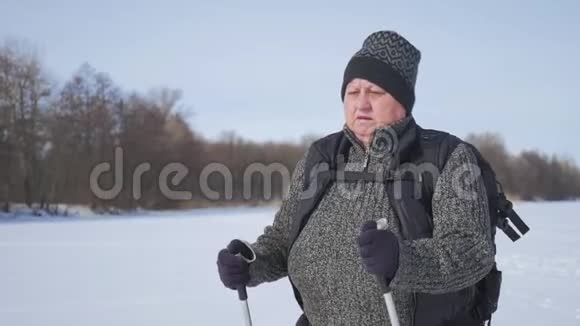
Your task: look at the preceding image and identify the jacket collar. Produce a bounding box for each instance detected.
[342,115,419,166]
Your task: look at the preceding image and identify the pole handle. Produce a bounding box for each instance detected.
[374,275,390,294]
[237,286,248,301]
[374,218,400,326]
[374,218,392,293]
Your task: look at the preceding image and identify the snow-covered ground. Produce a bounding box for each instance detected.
[0,202,578,325]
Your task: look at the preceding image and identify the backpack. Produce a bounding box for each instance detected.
[287,119,529,325]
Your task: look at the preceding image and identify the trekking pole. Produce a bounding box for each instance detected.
[375,218,400,326]
[232,240,256,326]
[237,286,253,326]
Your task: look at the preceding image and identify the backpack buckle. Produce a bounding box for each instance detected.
[497,216,520,241]
[496,193,530,241]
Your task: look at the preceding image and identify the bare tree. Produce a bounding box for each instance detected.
[0,40,51,208]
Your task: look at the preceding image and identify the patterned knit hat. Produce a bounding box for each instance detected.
[341,31,421,113]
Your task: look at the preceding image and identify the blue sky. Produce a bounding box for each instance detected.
[1,0,579,161]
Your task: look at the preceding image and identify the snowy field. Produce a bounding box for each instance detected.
[0,202,579,326]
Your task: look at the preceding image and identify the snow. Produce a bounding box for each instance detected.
[0,202,578,325]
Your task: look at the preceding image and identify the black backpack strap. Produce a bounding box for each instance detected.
[287,131,350,311]
[415,127,462,200]
[390,127,462,240]
[288,131,349,248]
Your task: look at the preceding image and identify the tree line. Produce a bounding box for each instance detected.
[0,40,578,213]
[466,133,580,201]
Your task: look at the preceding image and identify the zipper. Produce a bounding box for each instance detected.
[342,126,375,172]
[363,129,378,172]
[362,149,371,171]
[411,292,417,326]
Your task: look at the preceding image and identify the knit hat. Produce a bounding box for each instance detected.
[341,31,421,113]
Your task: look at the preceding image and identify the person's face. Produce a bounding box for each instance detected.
[343,78,406,147]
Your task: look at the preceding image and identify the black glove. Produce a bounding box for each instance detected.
[357,220,400,283]
[217,239,255,290]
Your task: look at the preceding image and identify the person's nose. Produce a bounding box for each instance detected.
[355,89,372,113]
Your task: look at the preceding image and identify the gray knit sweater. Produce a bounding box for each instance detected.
[246,118,495,326]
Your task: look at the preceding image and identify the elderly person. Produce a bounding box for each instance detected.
[217,31,495,326]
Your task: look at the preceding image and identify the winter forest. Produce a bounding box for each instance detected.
[1,40,579,214]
